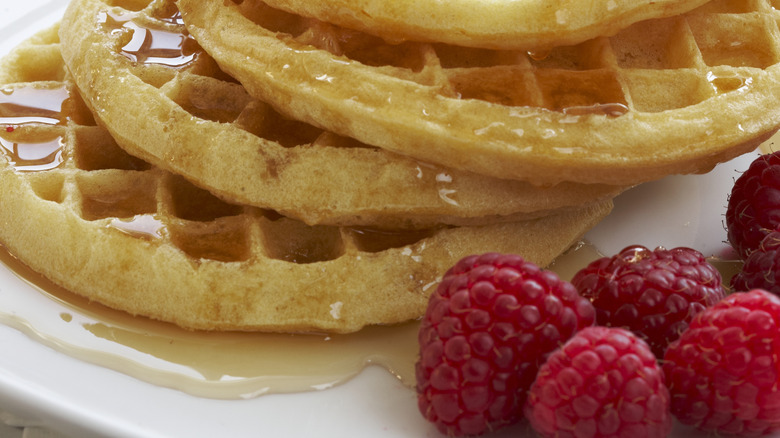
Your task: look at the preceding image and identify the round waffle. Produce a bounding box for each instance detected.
[177,0,780,186]
[0,25,613,332]
[57,0,621,229]
[252,0,711,50]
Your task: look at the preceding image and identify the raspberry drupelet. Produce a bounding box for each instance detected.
[663,289,780,436]
[571,245,724,358]
[525,326,672,438]
[415,253,595,436]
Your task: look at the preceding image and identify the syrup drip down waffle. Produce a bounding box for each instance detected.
[57,0,622,228]
[177,0,780,186]
[0,26,612,332]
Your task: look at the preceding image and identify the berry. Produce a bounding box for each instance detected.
[731,230,780,295]
[663,289,780,436]
[571,245,725,358]
[525,326,672,438]
[416,253,595,436]
[726,151,780,259]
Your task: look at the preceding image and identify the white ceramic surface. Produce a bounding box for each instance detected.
[0,1,771,437]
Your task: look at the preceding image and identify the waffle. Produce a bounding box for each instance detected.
[56,0,622,229]
[177,0,780,186]
[0,25,613,332]
[252,0,711,50]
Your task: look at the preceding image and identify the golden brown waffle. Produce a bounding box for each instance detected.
[253,0,711,50]
[0,25,613,332]
[177,0,780,186]
[56,0,622,229]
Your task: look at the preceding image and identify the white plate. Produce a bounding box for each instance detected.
[0,2,772,437]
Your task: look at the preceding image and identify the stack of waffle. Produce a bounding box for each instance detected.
[1,0,778,333]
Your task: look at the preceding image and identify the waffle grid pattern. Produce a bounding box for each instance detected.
[0,30,445,266]
[240,0,780,114]
[178,0,780,186]
[57,0,622,229]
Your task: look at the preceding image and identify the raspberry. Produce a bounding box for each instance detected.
[731,230,780,295]
[726,151,780,259]
[525,326,672,438]
[663,289,780,436]
[415,252,595,436]
[571,245,725,358]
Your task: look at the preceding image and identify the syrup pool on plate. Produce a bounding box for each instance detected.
[0,240,602,400]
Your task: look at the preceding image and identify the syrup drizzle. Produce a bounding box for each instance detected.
[0,134,64,171]
[707,71,753,94]
[346,227,436,253]
[562,102,630,117]
[120,21,198,67]
[0,85,70,126]
[108,214,167,240]
[98,10,198,68]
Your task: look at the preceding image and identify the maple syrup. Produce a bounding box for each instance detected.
[562,102,630,117]
[98,10,199,68]
[347,227,436,253]
[108,214,167,240]
[0,85,69,126]
[707,71,752,94]
[120,22,199,67]
[0,134,64,171]
[527,50,551,61]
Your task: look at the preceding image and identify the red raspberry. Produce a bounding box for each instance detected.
[726,151,780,259]
[525,326,672,438]
[571,245,725,358]
[663,289,780,436]
[731,230,780,295]
[416,252,595,436]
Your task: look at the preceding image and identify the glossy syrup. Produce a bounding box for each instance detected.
[119,22,198,67]
[108,214,166,240]
[0,85,69,126]
[707,71,753,95]
[0,241,602,400]
[0,134,64,171]
[561,102,630,117]
[98,10,198,68]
